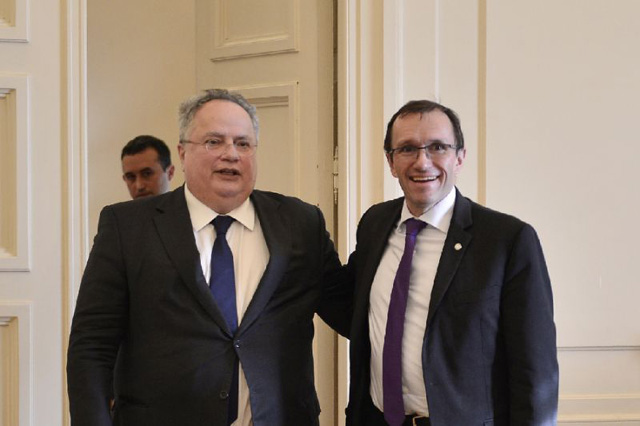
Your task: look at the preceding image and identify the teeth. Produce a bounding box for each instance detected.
[413,176,437,182]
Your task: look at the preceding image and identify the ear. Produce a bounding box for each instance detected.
[385,152,398,178]
[167,164,176,180]
[454,148,466,174]
[177,143,186,170]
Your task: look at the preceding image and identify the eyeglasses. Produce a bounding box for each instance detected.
[181,138,257,157]
[386,142,458,160]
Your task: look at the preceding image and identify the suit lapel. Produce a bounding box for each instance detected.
[237,190,291,333]
[352,199,403,340]
[426,189,473,328]
[153,186,230,333]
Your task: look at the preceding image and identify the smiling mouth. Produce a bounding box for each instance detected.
[411,176,438,183]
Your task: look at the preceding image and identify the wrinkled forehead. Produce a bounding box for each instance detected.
[392,110,454,143]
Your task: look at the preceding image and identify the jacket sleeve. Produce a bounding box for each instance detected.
[67,206,128,426]
[314,206,354,338]
[502,224,559,425]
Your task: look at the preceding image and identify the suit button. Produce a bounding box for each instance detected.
[219,390,229,400]
[234,340,241,348]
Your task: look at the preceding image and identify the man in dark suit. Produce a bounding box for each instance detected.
[345,100,558,425]
[67,89,350,426]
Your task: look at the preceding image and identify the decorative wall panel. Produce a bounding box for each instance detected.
[0,74,29,271]
[558,347,640,423]
[228,82,299,196]
[0,316,18,425]
[0,302,31,426]
[0,0,28,42]
[208,0,299,60]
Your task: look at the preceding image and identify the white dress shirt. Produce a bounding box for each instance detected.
[185,186,269,426]
[369,188,456,416]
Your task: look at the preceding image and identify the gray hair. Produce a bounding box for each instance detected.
[178,89,259,141]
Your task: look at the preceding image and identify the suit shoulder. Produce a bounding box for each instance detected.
[469,198,523,223]
[100,190,177,225]
[360,198,403,224]
[251,190,329,233]
[252,189,319,214]
[463,196,538,238]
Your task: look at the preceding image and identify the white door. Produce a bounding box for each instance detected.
[195,0,341,423]
[0,0,85,425]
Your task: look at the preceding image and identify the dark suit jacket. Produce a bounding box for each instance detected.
[345,189,558,426]
[67,187,350,426]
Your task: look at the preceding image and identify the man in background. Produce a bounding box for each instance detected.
[121,134,175,198]
[345,100,558,425]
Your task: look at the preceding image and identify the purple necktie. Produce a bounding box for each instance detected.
[210,215,238,425]
[382,218,427,426]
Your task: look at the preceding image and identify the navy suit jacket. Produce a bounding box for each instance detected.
[345,189,558,425]
[67,187,350,426]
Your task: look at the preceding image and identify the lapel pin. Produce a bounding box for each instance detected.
[454,243,462,251]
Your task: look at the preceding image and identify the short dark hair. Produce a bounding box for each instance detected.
[383,100,465,153]
[121,135,172,170]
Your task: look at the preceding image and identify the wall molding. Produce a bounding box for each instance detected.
[0,301,32,426]
[559,393,640,423]
[0,73,30,271]
[227,82,300,196]
[61,0,89,424]
[0,0,29,42]
[0,315,18,425]
[209,0,299,61]
[559,345,640,352]
[558,346,640,423]
[559,417,640,424]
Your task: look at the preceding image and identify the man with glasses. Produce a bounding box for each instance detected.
[344,100,558,425]
[68,89,350,426]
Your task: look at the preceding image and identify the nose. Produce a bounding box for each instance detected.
[414,147,433,164]
[134,179,147,192]
[219,142,240,159]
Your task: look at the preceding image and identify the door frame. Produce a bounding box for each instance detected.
[62,0,89,424]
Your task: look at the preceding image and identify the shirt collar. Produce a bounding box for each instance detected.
[399,187,456,234]
[184,185,256,232]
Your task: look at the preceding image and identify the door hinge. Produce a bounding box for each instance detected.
[332,145,339,206]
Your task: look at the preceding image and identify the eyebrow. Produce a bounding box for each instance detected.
[397,138,447,146]
[202,131,251,140]
[124,167,155,175]
[203,131,225,138]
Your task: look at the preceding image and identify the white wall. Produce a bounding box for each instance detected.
[87,0,196,238]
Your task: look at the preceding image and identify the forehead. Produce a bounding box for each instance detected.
[191,100,254,134]
[391,110,454,145]
[122,148,161,171]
